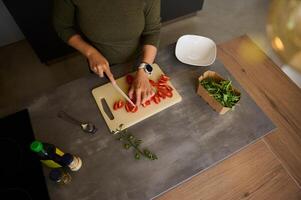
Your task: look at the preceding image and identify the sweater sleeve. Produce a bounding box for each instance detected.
[52,0,77,43]
[141,0,161,48]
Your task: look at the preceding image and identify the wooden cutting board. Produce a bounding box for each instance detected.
[92,63,182,133]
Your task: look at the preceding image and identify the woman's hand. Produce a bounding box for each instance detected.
[129,69,154,106]
[87,50,115,83]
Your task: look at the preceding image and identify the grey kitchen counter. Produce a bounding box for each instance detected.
[28,44,276,200]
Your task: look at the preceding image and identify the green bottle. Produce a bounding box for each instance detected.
[30,140,65,168]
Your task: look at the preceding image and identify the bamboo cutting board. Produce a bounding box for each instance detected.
[92,63,182,133]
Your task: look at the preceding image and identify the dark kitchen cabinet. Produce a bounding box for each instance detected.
[3,0,204,63]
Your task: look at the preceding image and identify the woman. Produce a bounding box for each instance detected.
[53,0,161,106]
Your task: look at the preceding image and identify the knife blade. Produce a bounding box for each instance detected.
[112,82,136,107]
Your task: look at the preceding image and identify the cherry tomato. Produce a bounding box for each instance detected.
[113,102,119,110]
[161,74,170,81]
[126,75,134,85]
[157,85,168,90]
[118,100,124,108]
[125,103,131,112]
[158,81,167,86]
[166,85,173,91]
[131,105,138,113]
[149,79,156,86]
[165,91,173,98]
[157,90,166,99]
[152,95,161,104]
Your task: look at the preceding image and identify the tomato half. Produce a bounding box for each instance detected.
[125,103,130,112]
[165,91,173,98]
[149,79,156,86]
[152,95,161,104]
[113,102,119,110]
[131,105,138,113]
[161,74,170,81]
[157,90,166,99]
[118,100,124,108]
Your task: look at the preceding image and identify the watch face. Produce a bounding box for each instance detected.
[145,64,153,73]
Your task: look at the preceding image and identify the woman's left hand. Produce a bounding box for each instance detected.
[129,69,154,106]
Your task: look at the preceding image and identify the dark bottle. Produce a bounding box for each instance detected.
[60,153,82,171]
[49,169,72,185]
[30,140,65,168]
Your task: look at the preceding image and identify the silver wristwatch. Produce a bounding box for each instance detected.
[138,62,153,75]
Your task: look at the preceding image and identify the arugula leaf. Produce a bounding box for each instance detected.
[200,78,240,108]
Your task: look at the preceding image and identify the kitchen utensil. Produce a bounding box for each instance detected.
[112,82,135,107]
[58,111,97,134]
[175,35,216,66]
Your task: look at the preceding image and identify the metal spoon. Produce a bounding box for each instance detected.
[58,111,97,134]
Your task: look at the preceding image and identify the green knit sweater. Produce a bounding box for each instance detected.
[53,0,161,64]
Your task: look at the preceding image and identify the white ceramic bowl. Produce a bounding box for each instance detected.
[175,35,216,66]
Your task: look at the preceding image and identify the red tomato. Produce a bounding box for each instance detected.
[165,91,173,98]
[152,95,161,104]
[145,100,151,105]
[125,103,130,112]
[157,90,166,99]
[166,85,173,91]
[157,85,168,90]
[161,74,170,81]
[149,79,156,86]
[118,100,124,108]
[113,102,119,110]
[126,75,134,85]
[131,105,138,113]
[158,81,167,86]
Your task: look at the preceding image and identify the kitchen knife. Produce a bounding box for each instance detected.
[112,82,136,107]
[102,73,136,107]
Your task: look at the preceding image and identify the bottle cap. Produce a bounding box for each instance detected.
[30,140,43,153]
[49,169,62,182]
[61,153,74,166]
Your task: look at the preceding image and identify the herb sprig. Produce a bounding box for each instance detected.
[200,78,240,108]
[112,125,158,160]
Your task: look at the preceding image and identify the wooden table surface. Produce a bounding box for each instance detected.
[158,35,301,199]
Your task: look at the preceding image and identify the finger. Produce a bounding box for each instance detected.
[104,68,116,84]
[92,65,99,74]
[128,86,134,99]
[141,91,147,104]
[135,89,142,106]
[97,65,104,77]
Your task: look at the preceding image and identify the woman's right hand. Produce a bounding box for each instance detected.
[87,50,115,83]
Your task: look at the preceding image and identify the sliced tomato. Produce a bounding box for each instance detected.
[152,95,161,104]
[126,75,134,85]
[125,103,131,112]
[131,105,138,113]
[157,90,166,99]
[161,74,170,81]
[165,85,173,91]
[113,102,119,110]
[145,100,151,105]
[149,79,156,86]
[157,85,168,90]
[158,81,167,86]
[117,100,124,108]
[165,91,173,98]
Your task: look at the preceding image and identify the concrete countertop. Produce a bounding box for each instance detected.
[28,44,276,200]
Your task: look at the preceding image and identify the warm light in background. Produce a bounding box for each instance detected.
[267,0,301,73]
[272,37,284,51]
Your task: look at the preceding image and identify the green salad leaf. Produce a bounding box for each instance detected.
[200,78,240,108]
